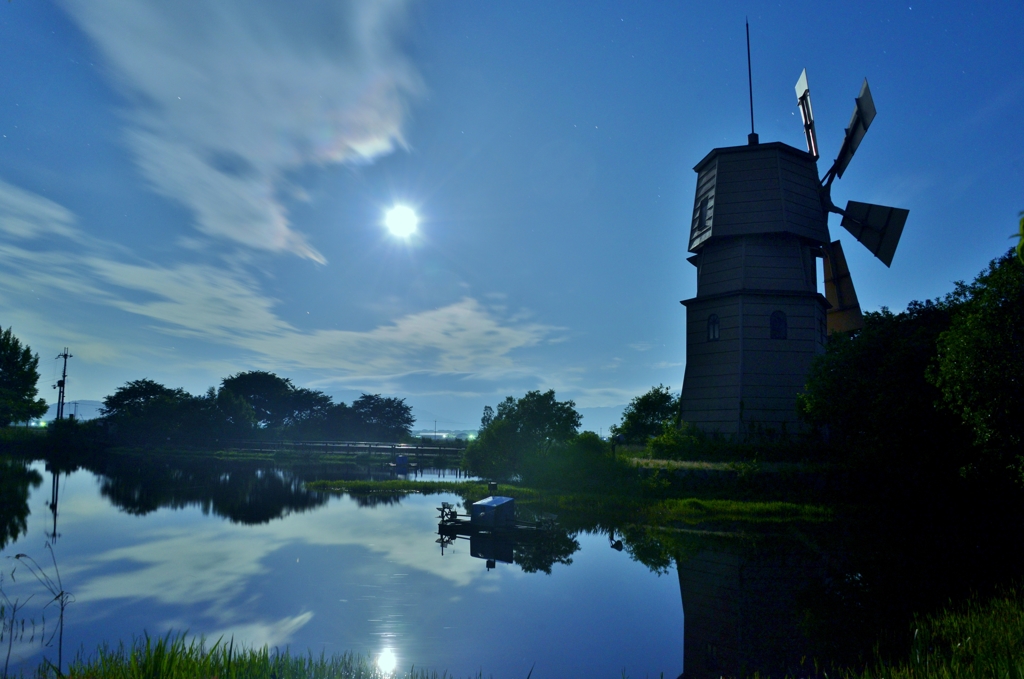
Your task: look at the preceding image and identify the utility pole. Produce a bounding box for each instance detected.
[54,348,72,420]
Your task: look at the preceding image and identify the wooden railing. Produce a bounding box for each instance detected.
[224,439,464,459]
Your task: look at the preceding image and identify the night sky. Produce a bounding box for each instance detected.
[1,1,1021,433]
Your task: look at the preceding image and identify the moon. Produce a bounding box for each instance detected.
[384,205,418,238]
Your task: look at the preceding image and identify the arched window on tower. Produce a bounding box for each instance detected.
[770,310,788,340]
[707,314,720,341]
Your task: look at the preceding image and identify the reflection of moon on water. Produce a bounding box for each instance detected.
[377,647,397,673]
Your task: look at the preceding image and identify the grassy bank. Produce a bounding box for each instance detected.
[839,588,1024,679]
[29,633,480,679]
[306,478,832,525]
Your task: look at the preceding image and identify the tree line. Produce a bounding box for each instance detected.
[98,371,415,447]
[0,336,416,448]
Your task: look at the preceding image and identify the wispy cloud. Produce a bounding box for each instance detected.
[0,181,551,387]
[62,0,421,261]
[0,181,80,240]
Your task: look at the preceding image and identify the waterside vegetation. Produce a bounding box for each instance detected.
[30,633,484,679]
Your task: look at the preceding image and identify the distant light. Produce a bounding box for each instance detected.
[384,205,418,238]
[377,648,397,673]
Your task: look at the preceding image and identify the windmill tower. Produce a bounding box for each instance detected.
[679,69,909,436]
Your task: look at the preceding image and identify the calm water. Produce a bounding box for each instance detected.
[8,454,1018,678]
[2,460,687,678]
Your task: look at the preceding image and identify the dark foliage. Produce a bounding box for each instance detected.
[797,301,973,468]
[0,456,42,549]
[929,250,1024,483]
[101,379,212,447]
[349,394,415,441]
[220,371,330,430]
[464,390,582,480]
[610,384,679,444]
[0,327,48,427]
[98,372,414,448]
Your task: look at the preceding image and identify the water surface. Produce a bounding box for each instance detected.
[2,459,685,678]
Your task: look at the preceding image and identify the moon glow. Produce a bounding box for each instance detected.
[377,648,397,673]
[384,205,418,238]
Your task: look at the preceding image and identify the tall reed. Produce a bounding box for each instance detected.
[36,632,485,679]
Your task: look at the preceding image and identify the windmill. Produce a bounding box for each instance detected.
[795,69,909,333]
[678,70,910,436]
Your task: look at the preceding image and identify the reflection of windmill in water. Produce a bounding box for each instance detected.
[679,65,910,436]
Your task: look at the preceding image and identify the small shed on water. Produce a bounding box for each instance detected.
[471,496,515,528]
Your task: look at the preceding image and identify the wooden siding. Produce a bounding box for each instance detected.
[696,235,817,297]
[681,291,827,436]
[689,143,829,250]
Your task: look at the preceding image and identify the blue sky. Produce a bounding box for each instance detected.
[1,1,1021,433]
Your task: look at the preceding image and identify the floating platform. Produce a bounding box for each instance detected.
[435,496,558,569]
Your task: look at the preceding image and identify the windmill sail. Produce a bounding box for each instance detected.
[840,200,909,267]
[821,240,864,334]
[794,69,819,158]
[833,79,876,179]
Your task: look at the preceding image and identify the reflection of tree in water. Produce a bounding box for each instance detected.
[95,456,327,524]
[347,492,408,508]
[512,528,579,574]
[0,457,42,550]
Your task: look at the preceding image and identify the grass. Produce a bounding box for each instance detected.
[306,478,832,525]
[31,633,488,679]
[836,588,1024,679]
[631,458,831,473]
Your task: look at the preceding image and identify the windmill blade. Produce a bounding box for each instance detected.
[833,79,876,179]
[795,69,819,158]
[840,200,909,267]
[821,240,864,334]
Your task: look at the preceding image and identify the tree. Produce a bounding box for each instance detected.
[350,394,415,441]
[480,405,494,430]
[220,371,334,434]
[610,385,679,444]
[101,379,202,447]
[797,302,966,452]
[464,390,581,479]
[101,379,187,419]
[930,249,1024,481]
[0,327,48,426]
[495,390,581,455]
[214,387,257,436]
[220,371,298,429]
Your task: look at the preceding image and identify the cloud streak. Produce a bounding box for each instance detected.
[0,181,551,387]
[62,0,421,261]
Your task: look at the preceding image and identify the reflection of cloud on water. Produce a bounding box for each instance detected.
[74,528,276,608]
[70,492,484,641]
[206,611,315,649]
[259,493,485,588]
